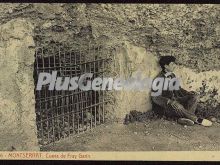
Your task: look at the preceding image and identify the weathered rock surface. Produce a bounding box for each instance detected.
[0,4,219,122]
[113,42,160,119]
[0,19,39,151]
[0,4,219,72]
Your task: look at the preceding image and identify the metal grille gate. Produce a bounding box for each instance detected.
[34,43,111,146]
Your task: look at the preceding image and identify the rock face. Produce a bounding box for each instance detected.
[174,67,220,104]
[0,4,219,72]
[0,19,39,151]
[110,42,220,120]
[113,42,160,119]
[0,4,219,123]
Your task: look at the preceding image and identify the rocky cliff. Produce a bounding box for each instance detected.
[0,3,219,132]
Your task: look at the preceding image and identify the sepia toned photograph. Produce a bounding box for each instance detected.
[0,3,220,160]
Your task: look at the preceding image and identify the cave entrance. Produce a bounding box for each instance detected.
[34,43,113,146]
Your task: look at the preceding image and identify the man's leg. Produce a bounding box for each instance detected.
[152,96,198,122]
[152,96,212,126]
[185,94,199,114]
[177,93,199,114]
[166,100,198,122]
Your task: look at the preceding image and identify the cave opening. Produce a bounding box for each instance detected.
[33,42,113,147]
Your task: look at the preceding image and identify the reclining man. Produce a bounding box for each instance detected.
[151,56,212,127]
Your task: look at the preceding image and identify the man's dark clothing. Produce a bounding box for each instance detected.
[151,70,199,122]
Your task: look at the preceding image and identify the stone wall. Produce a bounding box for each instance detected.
[0,19,39,151]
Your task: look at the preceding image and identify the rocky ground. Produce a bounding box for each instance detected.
[42,119,220,151]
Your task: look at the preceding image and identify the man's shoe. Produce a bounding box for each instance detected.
[196,118,212,127]
[177,118,194,126]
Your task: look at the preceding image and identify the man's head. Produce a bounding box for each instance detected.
[159,55,176,72]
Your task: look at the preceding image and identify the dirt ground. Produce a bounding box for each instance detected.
[42,119,220,151]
